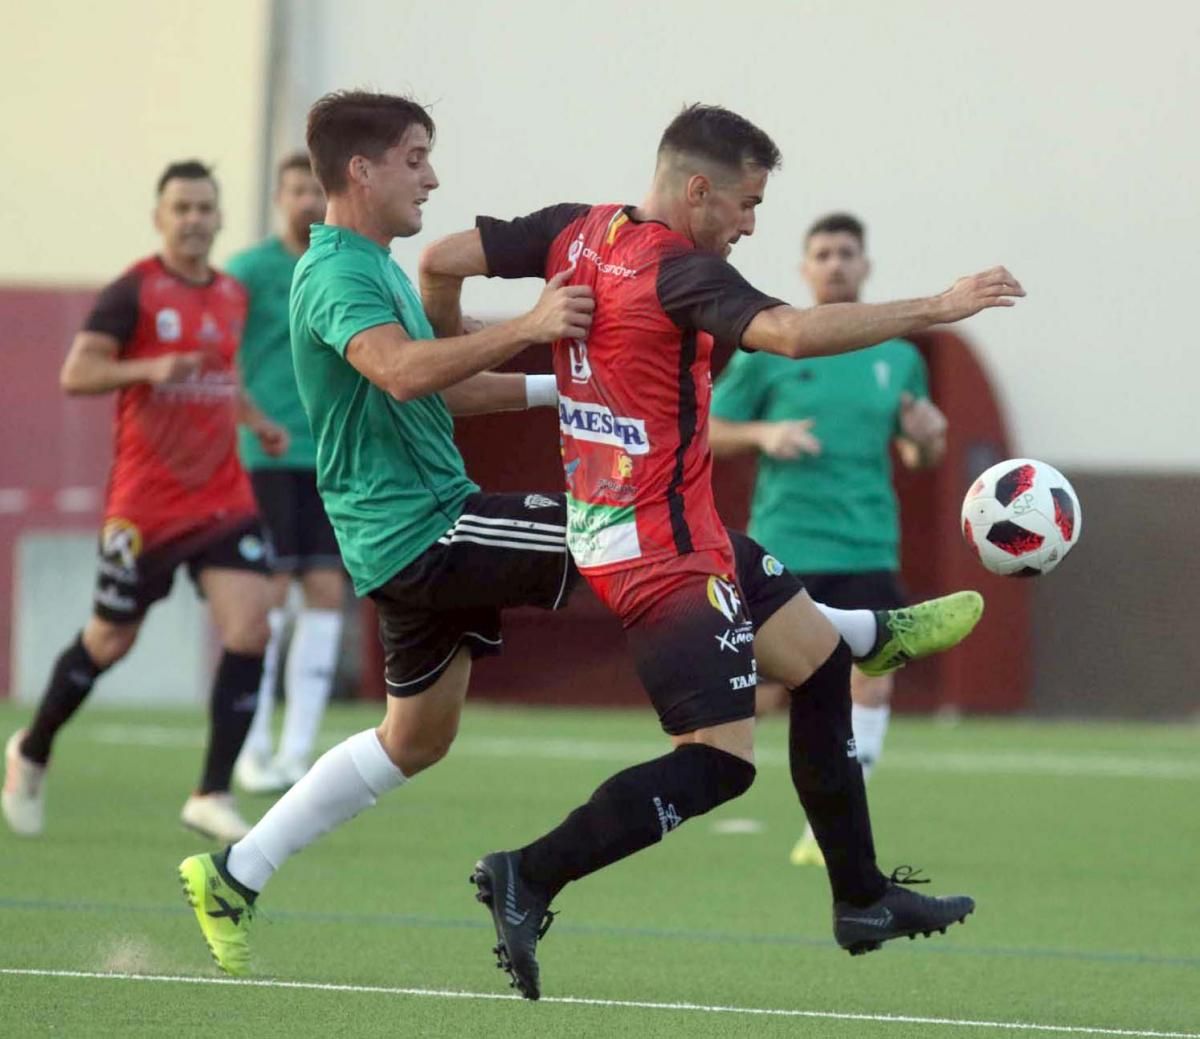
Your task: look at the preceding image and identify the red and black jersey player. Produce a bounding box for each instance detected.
[421,104,1026,999]
[2,161,290,845]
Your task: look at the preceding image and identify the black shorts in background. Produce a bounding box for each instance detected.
[93,516,271,623]
[795,570,907,613]
[369,492,577,697]
[249,468,342,575]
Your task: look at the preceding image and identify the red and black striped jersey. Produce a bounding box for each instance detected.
[83,255,256,550]
[478,203,783,576]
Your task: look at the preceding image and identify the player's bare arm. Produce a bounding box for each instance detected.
[418,229,489,337]
[440,371,558,416]
[743,267,1024,359]
[709,416,821,460]
[59,331,204,395]
[347,269,592,402]
[896,393,948,469]
[236,385,290,458]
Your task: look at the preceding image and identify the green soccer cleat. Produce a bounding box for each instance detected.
[178,851,255,976]
[789,834,826,868]
[857,591,984,678]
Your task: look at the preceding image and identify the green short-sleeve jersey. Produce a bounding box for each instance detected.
[711,339,929,574]
[227,237,315,470]
[289,224,477,595]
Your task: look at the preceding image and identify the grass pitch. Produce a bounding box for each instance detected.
[1,699,1197,1037]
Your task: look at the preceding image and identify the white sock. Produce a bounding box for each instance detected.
[851,703,891,781]
[241,608,287,761]
[280,608,342,764]
[225,728,405,893]
[814,603,877,658]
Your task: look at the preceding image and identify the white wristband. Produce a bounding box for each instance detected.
[525,374,558,409]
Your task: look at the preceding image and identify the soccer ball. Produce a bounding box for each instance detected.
[960,458,1082,577]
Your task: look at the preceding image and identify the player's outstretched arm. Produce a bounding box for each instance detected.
[347,270,591,402]
[418,230,489,337]
[59,332,204,395]
[743,267,1024,359]
[440,372,558,416]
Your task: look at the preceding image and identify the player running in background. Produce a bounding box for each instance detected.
[227,151,346,794]
[710,212,949,867]
[2,161,288,843]
[421,103,1020,999]
[177,92,973,980]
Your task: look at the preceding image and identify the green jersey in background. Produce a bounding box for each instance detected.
[711,340,929,574]
[289,224,477,595]
[226,237,316,470]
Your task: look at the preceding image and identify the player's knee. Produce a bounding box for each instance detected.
[222,615,271,656]
[82,619,139,668]
[377,725,457,776]
[302,570,344,611]
[851,671,893,707]
[676,743,757,809]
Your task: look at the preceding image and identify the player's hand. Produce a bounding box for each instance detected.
[759,419,821,460]
[523,269,594,342]
[936,267,1025,323]
[146,351,205,385]
[898,393,947,445]
[462,314,487,334]
[255,420,290,458]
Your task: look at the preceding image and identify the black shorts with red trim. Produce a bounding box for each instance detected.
[588,529,803,736]
[249,467,343,575]
[93,516,271,623]
[795,569,907,613]
[368,492,578,697]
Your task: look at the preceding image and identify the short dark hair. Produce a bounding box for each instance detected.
[658,104,782,175]
[805,212,865,248]
[156,160,216,197]
[276,149,313,185]
[306,90,435,193]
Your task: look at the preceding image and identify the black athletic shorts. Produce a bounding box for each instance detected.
[249,468,342,575]
[795,569,907,613]
[369,492,578,696]
[93,516,271,623]
[624,531,803,736]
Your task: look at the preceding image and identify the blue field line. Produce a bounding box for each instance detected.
[1,895,1196,970]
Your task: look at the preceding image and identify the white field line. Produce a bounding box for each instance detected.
[0,969,1196,1037]
[85,724,1200,781]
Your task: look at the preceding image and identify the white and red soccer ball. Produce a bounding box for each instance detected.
[961,458,1082,577]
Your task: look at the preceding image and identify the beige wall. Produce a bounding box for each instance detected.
[281,0,1198,470]
[0,0,271,284]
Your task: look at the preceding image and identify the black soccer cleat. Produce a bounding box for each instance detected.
[469,851,557,1001]
[833,866,975,956]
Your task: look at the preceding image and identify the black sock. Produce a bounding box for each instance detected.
[216,847,259,903]
[789,639,888,906]
[198,651,264,795]
[517,743,755,899]
[21,634,105,764]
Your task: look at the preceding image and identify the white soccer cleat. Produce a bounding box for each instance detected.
[272,754,310,787]
[234,752,290,796]
[180,793,252,843]
[2,729,47,837]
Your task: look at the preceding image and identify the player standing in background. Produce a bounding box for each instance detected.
[2,161,288,843]
[710,212,949,867]
[227,152,345,794]
[421,103,1019,999]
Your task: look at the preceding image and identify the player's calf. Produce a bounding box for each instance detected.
[474,742,755,999]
